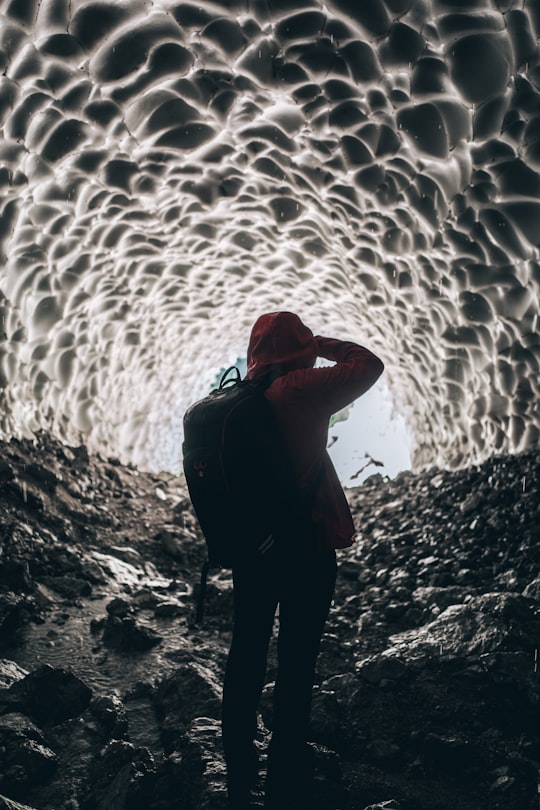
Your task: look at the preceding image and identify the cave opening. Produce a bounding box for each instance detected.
[327,378,412,487]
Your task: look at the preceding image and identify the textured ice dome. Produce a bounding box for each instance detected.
[0,0,539,472]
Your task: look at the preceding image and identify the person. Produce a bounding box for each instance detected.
[221,311,384,809]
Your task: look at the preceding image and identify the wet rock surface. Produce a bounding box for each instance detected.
[0,431,539,809]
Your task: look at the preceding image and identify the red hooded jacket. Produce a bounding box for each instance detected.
[246,312,384,552]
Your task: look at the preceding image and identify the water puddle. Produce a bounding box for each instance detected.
[2,550,217,756]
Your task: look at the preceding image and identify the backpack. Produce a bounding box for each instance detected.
[182,366,323,621]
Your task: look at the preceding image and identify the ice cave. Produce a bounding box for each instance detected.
[0,0,539,474]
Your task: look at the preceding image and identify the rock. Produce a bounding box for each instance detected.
[459,491,483,515]
[0,660,28,690]
[24,463,59,491]
[309,688,341,748]
[356,653,409,684]
[2,482,43,512]
[0,592,28,635]
[259,681,274,732]
[495,568,520,589]
[488,758,539,808]
[154,663,222,754]
[0,712,44,743]
[411,585,468,610]
[39,575,92,599]
[102,615,162,651]
[151,720,230,810]
[388,593,540,664]
[455,567,477,585]
[79,558,109,585]
[383,602,408,622]
[306,743,347,809]
[151,751,187,810]
[106,596,133,618]
[321,672,359,701]
[0,712,58,793]
[522,575,540,601]
[109,545,144,566]
[150,752,185,810]
[402,606,422,627]
[175,717,228,809]
[132,588,161,609]
[81,739,155,809]
[339,561,360,581]
[154,600,185,617]
[0,460,14,483]
[0,559,33,591]
[417,732,476,775]
[90,551,142,583]
[0,664,92,726]
[90,616,105,634]
[0,795,41,810]
[89,694,129,741]
[159,527,190,560]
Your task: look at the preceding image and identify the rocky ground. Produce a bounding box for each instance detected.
[0,431,539,810]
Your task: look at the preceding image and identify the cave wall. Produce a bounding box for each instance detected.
[0,0,539,472]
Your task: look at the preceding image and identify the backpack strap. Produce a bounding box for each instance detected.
[219,366,241,388]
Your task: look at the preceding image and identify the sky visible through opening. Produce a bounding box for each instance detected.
[327,378,411,488]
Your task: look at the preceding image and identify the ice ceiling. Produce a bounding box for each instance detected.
[0,0,539,473]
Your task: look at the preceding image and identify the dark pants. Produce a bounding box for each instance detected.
[222,546,337,789]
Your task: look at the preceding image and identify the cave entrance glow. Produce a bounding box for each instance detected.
[327,378,412,488]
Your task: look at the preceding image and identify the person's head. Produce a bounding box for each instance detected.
[246,311,318,379]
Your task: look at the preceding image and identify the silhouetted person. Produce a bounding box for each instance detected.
[222,312,384,809]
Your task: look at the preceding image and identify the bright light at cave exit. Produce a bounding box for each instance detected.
[328,378,412,488]
[213,360,411,488]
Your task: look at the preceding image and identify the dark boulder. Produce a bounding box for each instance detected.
[89,693,129,741]
[0,660,27,691]
[0,664,92,726]
[105,597,133,618]
[0,712,58,796]
[102,615,162,651]
[388,592,540,663]
[154,663,222,754]
[39,575,92,599]
[0,559,33,592]
[80,739,155,810]
[0,593,29,636]
[175,717,228,810]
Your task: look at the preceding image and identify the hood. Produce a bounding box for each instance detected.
[246,311,318,380]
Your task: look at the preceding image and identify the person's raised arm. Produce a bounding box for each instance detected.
[303,335,384,415]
